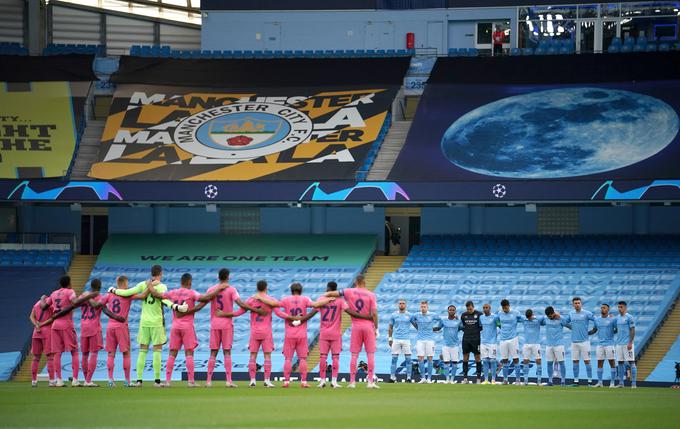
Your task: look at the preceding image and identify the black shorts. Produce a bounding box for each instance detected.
[462,337,480,355]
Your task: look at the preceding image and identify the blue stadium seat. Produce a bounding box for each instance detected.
[521,47,534,56]
[510,47,521,56]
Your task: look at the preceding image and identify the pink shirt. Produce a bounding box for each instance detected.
[80,295,104,337]
[317,296,348,340]
[163,288,202,330]
[246,294,279,339]
[49,288,76,330]
[274,295,314,339]
[208,284,241,330]
[32,300,54,339]
[342,288,377,328]
[100,293,131,328]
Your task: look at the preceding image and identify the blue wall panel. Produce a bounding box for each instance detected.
[579,206,634,235]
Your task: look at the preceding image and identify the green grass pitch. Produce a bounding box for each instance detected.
[1,381,678,428]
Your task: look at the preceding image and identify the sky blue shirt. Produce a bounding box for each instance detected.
[498,310,523,341]
[594,315,616,346]
[438,317,462,347]
[523,315,546,345]
[545,318,568,347]
[615,313,636,346]
[389,311,412,340]
[480,313,499,345]
[411,312,442,342]
[564,309,595,343]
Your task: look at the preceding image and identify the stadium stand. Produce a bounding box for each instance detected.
[50,234,377,380]
[646,335,680,382]
[0,249,71,268]
[369,236,680,378]
[129,45,414,58]
[0,42,27,56]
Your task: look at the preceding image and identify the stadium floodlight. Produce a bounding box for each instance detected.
[363,204,375,213]
[206,204,217,213]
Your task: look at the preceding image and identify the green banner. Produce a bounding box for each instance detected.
[97,234,377,267]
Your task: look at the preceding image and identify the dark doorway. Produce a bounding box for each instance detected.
[81,215,108,255]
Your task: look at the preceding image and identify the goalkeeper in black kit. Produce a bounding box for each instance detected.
[460,300,483,384]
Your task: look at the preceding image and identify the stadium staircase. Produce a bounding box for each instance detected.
[306,255,405,371]
[71,120,105,180]
[13,255,98,381]
[366,121,411,181]
[638,297,680,380]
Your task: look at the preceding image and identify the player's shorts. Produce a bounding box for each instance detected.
[209,328,234,351]
[480,343,498,360]
[51,328,78,352]
[249,334,274,353]
[522,344,541,361]
[349,325,376,354]
[31,336,51,355]
[461,337,480,355]
[499,337,519,360]
[570,341,591,361]
[442,346,459,362]
[169,327,198,351]
[283,337,308,359]
[416,340,436,357]
[137,326,167,346]
[596,345,616,361]
[318,337,342,355]
[545,345,566,362]
[391,339,411,355]
[105,326,130,353]
[81,333,103,353]
[615,344,635,362]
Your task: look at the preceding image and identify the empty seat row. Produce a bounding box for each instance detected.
[130,45,415,59]
[43,43,105,56]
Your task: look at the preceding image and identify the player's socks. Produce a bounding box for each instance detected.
[559,362,566,383]
[405,354,412,379]
[502,361,509,380]
[476,361,482,380]
[491,359,498,381]
[597,368,603,383]
[585,363,593,382]
[81,352,89,381]
[450,361,458,381]
[299,358,308,382]
[31,355,40,382]
[123,354,131,383]
[107,354,115,381]
[207,356,216,383]
[349,353,358,383]
[47,354,55,382]
[618,362,625,385]
[515,362,522,383]
[523,363,530,384]
[186,355,195,383]
[283,358,292,381]
[136,349,148,381]
[71,351,79,382]
[87,353,97,383]
[319,353,328,380]
[152,350,162,381]
[248,358,257,380]
[482,358,489,381]
[331,354,340,379]
[572,361,580,382]
[390,355,398,379]
[536,363,542,384]
[224,355,233,383]
[367,353,375,382]
[610,368,616,385]
[264,358,272,381]
[462,360,469,379]
[418,360,425,380]
[426,359,432,380]
[630,363,637,386]
[54,353,62,380]
[166,354,176,383]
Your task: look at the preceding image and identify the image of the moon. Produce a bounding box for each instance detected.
[440,87,680,178]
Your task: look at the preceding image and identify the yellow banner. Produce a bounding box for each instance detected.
[0,82,77,178]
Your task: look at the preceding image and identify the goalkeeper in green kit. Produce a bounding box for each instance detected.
[108,265,187,387]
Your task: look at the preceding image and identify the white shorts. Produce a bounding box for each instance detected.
[522,344,541,361]
[596,345,616,361]
[616,344,635,362]
[545,345,565,362]
[499,338,519,360]
[442,346,459,362]
[571,342,591,361]
[481,343,497,360]
[391,339,412,355]
[416,340,436,357]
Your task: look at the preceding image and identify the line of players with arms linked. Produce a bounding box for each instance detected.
[27,264,638,389]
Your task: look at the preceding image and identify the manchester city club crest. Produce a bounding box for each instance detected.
[174,102,313,162]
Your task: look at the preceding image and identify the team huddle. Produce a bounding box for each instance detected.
[28,264,638,389]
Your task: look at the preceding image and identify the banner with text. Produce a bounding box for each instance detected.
[88,85,397,180]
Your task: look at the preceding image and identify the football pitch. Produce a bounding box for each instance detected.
[1,382,679,428]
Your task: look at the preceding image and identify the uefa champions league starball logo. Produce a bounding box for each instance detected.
[204,184,218,199]
[492,183,506,199]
